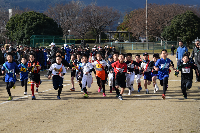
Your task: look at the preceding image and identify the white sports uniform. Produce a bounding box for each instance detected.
[126,62,135,90]
[49,63,66,78]
[82,62,93,89]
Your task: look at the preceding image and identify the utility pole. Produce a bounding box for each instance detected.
[146,0,148,49]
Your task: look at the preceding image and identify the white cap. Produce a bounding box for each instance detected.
[49,42,55,46]
[64,44,68,47]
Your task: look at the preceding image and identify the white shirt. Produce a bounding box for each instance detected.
[93,60,107,71]
[141,61,151,72]
[82,62,93,75]
[49,63,66,78]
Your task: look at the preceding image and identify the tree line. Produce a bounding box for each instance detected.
[0,1,200,46]
[118,4,200,46]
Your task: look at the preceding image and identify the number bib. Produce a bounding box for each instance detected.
[182,68,190,73]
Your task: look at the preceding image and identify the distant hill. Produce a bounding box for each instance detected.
[1,0,200,13]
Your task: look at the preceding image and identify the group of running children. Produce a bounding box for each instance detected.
[2,48,199,101]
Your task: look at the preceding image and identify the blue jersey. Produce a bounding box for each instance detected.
[2,61,18,82]
[155,58,171,80]
[18,63,29,80]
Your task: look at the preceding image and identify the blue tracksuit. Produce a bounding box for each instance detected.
[18,63,29,81]
[2,61,18,83]
[155,58,171,80]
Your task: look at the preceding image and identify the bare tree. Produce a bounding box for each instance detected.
[45,0,85,36]
[84,4,120,43]
[127,4,200,39]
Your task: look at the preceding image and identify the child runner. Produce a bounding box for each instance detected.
[111,54,127,100]
[149,53,160,93]
[107,55,114,93]
[125,53,139,95]
[176,53,199,99]
[27,53,41,100]
[141,53,151,94]
[18,56,29,95]
[79,54,94,98]
[154,49,175,99]
[111,52,119,93]
[93,52,107,96]
[76,56,83,92]
[48,55,66,99]
[69,54,78,91]
[1,52,19,100]
[134,54,143,92]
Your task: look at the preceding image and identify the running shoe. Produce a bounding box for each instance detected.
[70,88,75,91]
[81,88,83,92]
[32,95,36,100]
[57,96,61,100]
[103,93,106,97]
[8,96,13,101]
[128,90,131,95]
[98,87,101,93]
[24,92,27,95]
[83,93,89,98]
[12,85,16,89]
[154,88,156,93]
[155,85,159,91]
[162,94,166,100]
[118,95,123,100]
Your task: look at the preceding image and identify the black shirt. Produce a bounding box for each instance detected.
[178,62,197,81]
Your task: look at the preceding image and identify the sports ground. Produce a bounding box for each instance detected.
[0,55,199,133]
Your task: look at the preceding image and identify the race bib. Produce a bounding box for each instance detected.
[161,63,169,69]
[96,64,101,69]
[9,69,14,73]
[182,68,190,73]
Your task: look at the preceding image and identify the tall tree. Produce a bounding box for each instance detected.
[161,11,200,47]
[124,4,200,39]
[6,11,63,45]
[84,4,120,43]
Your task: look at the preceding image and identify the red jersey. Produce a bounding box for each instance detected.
[28,60,40,73]
[111,61,127,78]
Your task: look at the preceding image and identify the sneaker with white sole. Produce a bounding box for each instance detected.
[128,90,131,95]
[155,84,159,91]
[154,88,156,93]
[8,96,13,101]
[118,95,123,100]
[24,92,27,95]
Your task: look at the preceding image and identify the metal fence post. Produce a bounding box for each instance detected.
[153,42,154,54]
[132,43,133,50]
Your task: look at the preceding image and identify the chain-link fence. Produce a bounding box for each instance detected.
[30,35,75,47]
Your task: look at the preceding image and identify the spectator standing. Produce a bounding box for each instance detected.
[171,45,176,56]
[176,41,188,67]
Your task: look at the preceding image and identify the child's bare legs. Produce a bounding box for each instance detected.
[152,76,157,87]
[144,80,151,93]
[120,88,125,95]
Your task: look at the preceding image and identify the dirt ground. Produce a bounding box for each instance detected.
[0,55,199,133]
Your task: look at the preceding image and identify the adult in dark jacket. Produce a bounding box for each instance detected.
[191,40,200,82]
[49,42,57,64]
[171,45,176,56]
